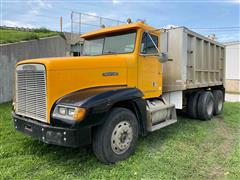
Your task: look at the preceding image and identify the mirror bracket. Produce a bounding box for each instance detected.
[145,31,168,63]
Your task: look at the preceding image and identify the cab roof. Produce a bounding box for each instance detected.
[80,22,156,39]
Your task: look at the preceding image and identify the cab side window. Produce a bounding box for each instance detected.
[140,32,158,54]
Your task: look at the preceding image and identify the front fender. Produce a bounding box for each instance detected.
[51,86,144,127]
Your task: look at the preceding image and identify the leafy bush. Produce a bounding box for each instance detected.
[33,27,52,33]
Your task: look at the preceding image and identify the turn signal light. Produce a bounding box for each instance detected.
[73,108,86,122]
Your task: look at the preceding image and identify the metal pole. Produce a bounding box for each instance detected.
[79,13,81,56]
[60,16,63,32]
[71,12,73,56]
[79,13,81,35]
[71,12,73,43]
[100,17,102,27]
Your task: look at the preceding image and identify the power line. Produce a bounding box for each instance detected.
[193,29,240,32]
[190,27,240,30]
[2,9,240,34]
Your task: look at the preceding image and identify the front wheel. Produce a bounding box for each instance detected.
[92,108,138,164]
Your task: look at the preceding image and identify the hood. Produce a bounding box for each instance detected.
[17,55,130,71]
[16,54,132,122]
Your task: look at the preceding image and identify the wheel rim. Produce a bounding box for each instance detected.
[207,99,214,115]
[111,121,133,155]
[218,98,223,112]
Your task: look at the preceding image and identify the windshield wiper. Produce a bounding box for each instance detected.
[103,51,118,54]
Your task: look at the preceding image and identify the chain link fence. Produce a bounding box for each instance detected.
[70,11,125,56]
[71,11,125,35]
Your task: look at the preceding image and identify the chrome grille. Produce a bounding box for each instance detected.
[16,64,47,123]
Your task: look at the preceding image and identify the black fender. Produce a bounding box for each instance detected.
[51,86,148,135]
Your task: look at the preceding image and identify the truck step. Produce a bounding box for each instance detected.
[146,98,177,132]
[150,119,177,132]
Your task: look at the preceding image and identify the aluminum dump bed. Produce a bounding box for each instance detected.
[162,27,225,92]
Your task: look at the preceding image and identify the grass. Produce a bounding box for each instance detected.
[0,28,61,44]
[0,102,239,179]
[226,91,240,95]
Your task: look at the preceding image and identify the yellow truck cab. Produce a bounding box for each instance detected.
[12,22,225,163]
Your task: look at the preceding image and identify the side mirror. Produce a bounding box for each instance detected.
[158,52,168,63]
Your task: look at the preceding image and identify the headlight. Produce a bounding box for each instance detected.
[58,106,67,115]
[52,105,86,122]
[68,108,75,116]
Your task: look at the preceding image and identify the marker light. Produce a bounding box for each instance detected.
[73,108,86,121]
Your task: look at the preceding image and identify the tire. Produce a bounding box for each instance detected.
[212,90,224,115]
[92,108,138,164]
[187,91,201,119]
[197,91,214,120]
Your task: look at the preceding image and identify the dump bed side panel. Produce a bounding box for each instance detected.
[162,28,187,92]
[163,27,225,92]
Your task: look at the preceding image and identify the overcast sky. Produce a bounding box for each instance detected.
[1,0,240,42]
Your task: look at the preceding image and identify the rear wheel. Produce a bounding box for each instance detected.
[187,91,201,119]
[212,90,224,115]
[197,91,214,120]
[92,108,138,164]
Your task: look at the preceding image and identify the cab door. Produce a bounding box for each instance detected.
[138,32,162,98]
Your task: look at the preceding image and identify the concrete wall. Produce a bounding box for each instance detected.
[225,42,240,93]
[64,32,83,45]
[0,36,68,103]
[64,32,84,56]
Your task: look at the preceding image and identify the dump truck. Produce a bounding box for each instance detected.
[12,22,225,164]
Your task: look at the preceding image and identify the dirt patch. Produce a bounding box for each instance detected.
[210,165,225,180]
[216,117,234,155]
[208,117,235,179]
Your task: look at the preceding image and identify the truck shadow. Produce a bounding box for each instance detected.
[20,112,214,168]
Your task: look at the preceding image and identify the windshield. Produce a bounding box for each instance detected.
[82,30,136,56]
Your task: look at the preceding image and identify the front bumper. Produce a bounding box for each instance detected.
[12,113,91,147]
